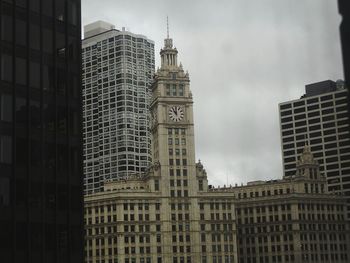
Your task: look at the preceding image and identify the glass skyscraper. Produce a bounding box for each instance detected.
[82,21,154,194]
[0,0,83,262]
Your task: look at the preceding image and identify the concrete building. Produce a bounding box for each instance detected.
[82,21,155,194]
[279,80,350,198]
[84,37,350,263]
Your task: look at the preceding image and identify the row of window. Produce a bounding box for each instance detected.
[166,84,185,97]
[280,98,347,115]
[236,188,291,199]
[279,91,347,110]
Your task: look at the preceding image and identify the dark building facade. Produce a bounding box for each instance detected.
[339,0,350,86]
[0,0,83,262]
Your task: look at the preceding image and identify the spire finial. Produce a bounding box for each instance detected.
[167,16,169,39]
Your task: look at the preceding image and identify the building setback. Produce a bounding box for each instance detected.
[82,21,155,194]
[84,37,350,263]
[279,80,350,199]
[0,1,83,262]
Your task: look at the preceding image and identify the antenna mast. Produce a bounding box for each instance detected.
[167,16,169,38]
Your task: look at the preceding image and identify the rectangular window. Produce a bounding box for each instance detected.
[0,94,13,122]
[0,135,12,164]
[29,62,40,89]
[166,84,171,96]
[68,1,78,25]
[172,84,176,96]
[179,85,184,96]
[30,0,40,12]
[199,180,203,191]
[15,19,26,46]
[15,57,27,85]
[43,0,53,16]
[155,180,159,191]
[1,54,13,82]
[1,15,13,42]
[0,177,10,205]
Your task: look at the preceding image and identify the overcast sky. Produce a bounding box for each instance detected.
[82,0,343,186]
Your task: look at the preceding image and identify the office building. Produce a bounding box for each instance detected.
[0,1,83,262]
[279,80,350,197]
[84,36,350,263]
[82,21,155,194]
[232,145,349,263]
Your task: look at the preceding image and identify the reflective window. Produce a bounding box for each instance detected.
[55,0,65,21]
[43,28,53,54]
[43,64,54,91]
[15,19,26,46]
[42,0,53,16]
[30,99,40,128]
[15,97,27,125]
[68,1,78,26]
[30,139,41,168]
[0,136,12,164]
[0,177,10,205]
[1,53,13,82]
[0,94,13,122]
[15,137,27,166]
[57,69,67,95]
[69,74,79,98]
[15,57,27,85]
[70,109,79,135]
[29,62,40,89]
[29,0,40,12]
[29,24,40,50]
[1,15,13,42]
[57,106,67,134]
[16,0,26,8]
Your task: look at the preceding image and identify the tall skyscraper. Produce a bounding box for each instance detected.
[279,80,350,197]
[82,21,155,194]
[0,1,83,262]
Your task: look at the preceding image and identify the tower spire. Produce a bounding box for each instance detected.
[160,16,177,68]
[167,16,169,39]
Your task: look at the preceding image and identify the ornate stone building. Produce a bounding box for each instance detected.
[224,145,349,263]
[84,35,350,263]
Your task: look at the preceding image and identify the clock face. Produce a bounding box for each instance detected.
[169,106,184,122]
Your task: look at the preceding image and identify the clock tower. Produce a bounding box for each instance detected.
[150,34,199,197]
[149,33,207,262]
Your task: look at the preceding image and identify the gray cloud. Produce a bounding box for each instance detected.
[82,0,343,186]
